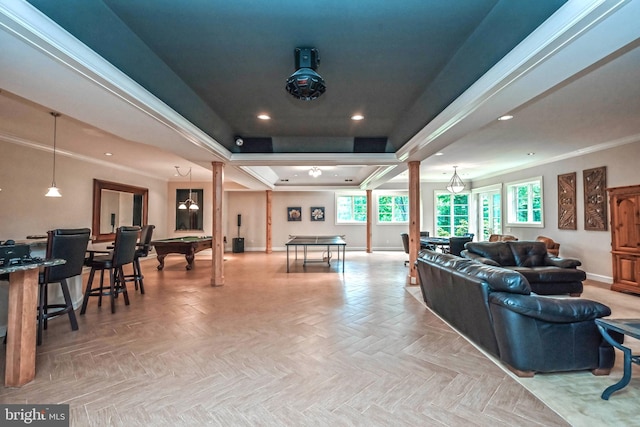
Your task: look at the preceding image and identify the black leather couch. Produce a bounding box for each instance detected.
[416,249,619,377]
[461,241,585,296]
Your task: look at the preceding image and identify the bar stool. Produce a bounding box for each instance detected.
[80,226,140,314]
[38,228,91,345]
[125,224,155,293]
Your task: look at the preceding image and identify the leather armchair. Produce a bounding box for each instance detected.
[536,235,560,256]
[488,234,518,242]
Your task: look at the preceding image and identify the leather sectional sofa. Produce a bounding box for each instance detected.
[460,241,585,296]
[416,249,619,377]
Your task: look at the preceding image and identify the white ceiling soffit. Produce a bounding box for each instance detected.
[0,1,231,165]
[399,0,639,164]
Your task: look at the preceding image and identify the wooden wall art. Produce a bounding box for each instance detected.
[557,172,577,230]
[583,166,608,231]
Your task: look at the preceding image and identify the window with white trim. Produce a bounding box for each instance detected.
[434,192,470,236]
[506,177,543,227]
[472,184,502,241]
[377,194,409,224]
[336,194,367,223]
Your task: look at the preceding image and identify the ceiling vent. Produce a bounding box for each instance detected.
[285,47,326,101]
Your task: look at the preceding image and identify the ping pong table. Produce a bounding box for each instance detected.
[285,235,346,273]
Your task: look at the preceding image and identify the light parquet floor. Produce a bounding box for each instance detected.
[1,251,569,426]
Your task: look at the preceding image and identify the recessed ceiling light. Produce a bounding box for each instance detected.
[257,114,271,120]
[104,152,113,156]
[527,152,535,156]
[435,152,444,156]
[498,114,514,121]
[351,114,364,121]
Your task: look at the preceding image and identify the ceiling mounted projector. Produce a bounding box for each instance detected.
[285,47,326,101]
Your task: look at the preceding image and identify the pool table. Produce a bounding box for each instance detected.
[151,236,212,270]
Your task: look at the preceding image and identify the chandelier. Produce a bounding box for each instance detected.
[308,167,322,178]
[446,166,465,194]
[175,166,199,210]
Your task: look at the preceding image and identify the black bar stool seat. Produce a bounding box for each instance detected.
[80,226,140,314]
[38,228,91,345]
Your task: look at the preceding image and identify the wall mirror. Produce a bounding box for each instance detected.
[92,179,148,242]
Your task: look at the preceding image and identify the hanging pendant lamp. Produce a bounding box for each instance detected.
[175,166,199,210]
[45,112,62,197]
[446,166,465,194]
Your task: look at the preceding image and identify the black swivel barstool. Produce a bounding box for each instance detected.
[80,226,140,314]
[38,228,91,345]
[125,224,155,293]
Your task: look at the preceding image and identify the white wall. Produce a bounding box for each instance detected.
[0,141,168,239]
[419,141,640,282]
[226,190,410,251]
[0,140,170,334]
[3,137,638,332]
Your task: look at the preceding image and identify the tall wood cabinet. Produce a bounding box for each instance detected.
[608,185,640,294]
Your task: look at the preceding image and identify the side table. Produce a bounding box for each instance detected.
[595,318,640,400]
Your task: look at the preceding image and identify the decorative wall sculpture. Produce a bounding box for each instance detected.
[583,166,608,231]
[557,172,577,230]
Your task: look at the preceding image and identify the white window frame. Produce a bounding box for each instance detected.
[505,176,544,228]
[375,191,409,225]
[471,183,503,241]
[335,192,367,224]
[433,191,471,236]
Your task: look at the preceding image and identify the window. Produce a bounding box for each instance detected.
[473,184,502,241]
[336,194,367,223]
[435,192,470,236]
[175,189,204,230]
[506,177,543,227]
[377,194,409,223]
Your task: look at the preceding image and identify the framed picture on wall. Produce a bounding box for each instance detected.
[287,207,302,221]
[310,206,325,221]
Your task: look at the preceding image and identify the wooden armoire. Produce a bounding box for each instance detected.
[608,185,640,294]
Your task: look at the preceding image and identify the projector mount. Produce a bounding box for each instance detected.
[285,47,326,101]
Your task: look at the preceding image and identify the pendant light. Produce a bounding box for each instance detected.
[45,112,62,197]
[446,166,465,194]
[175,166,199,210]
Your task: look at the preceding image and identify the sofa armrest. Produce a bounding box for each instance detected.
[545,256,581,268]
[460,250,501,266]
[489,293,611,323]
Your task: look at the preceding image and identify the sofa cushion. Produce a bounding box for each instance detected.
[506,266,586,283]
[546,257,582,268]
[463,242,515,266]
[508,241,548,267]
[457,262,531,295]
[418,249,474,270]
[489,293,611,323]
